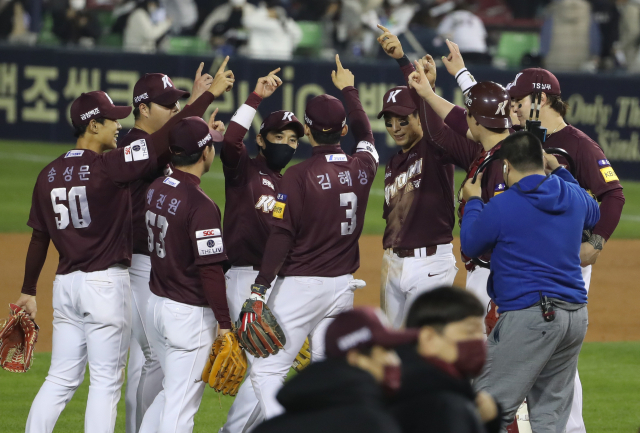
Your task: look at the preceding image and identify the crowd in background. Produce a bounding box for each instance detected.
[1,0,640,71]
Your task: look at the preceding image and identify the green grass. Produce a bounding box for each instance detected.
[1,140,638,238]
[1,342,638,432]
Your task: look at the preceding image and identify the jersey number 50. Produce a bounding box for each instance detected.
[50,187,92,229]
[146,210,168,258]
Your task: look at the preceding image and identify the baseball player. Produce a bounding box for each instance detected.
[219,69,305,433]
[375,25,459,329]
[14,81,224,433]
[120,63,216,433]
[242,55,379,420]
[137,116,231,433]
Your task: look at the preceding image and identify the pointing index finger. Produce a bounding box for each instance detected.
[377,24,390,33]
[269,67,281,76]
[216,56,230,75]
[335,54,344,70]
[195,62,204,79]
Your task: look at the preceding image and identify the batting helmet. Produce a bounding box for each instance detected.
[464,82,512,129]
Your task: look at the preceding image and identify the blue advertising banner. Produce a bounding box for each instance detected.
[0,46,638,178]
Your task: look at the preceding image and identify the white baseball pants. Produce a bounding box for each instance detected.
[250,274,360,420]
[139,293,217,433]
[466,266,492,328]
[125,254,163,433]
[26,266,131,433]
[381,244,458,329]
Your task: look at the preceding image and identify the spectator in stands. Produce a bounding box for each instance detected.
[161,0,198,34]
[540,0,601,71]
[436,2,490,64]
[290,0,340,21]
[361,0,419,56]
[197,0,256,54]
[124,0,172,53]
[243,0,302,60]
[615,0,640,71]
[0,0,31,42]
[590,0,620,70]
[50,0,102,47]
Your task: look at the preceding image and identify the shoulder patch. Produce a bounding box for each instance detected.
[355,141,379,163]
[597,159,611,167]
[325,154,348,162]
[600,166,619,183]
[163,177,180,187]
[65,150,84,158]
[273,194,287,219]
[196,228,221,238]
[494,183,506,195]
[124,139,149,162]
[197,237,223,255]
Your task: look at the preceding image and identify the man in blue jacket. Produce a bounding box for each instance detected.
[460,131,599,432]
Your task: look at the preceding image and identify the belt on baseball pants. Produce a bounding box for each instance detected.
[392,246,438,258]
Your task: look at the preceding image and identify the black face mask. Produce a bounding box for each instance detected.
[262,137,296,172]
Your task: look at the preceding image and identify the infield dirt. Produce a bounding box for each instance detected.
[1,234,638,351]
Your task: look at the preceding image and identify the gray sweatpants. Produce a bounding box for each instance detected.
[474,304,588,433]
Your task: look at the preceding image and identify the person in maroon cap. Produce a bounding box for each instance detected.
[15,67,234,433]
[440,46,626,433]
[375,26,461,330]
[119,61,225,433]
[377,26,511,326]
[253,307,411,433]
[219,68,307,433]
[138,117,230,433]
[239,55,379,421]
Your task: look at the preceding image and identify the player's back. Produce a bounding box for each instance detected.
[29,148,147,274]
[274,144,377,277]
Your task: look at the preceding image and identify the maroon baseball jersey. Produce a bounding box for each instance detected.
[273,144,378,277]
[28,144,158,275]
[146,169,227,307]
[118,127,169,255]
[221,94,283,268]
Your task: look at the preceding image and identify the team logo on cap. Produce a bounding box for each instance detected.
[197,134,212,148]
[506,73,523,91]
[104,92,114,104]
[162,75,172,89]
[282,111,294,121]
[387,89,402,103]
[495,101,508,116]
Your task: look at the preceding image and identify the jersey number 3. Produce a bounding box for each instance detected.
[50,186,92,229]
[146,210,169,258]
[340,192,357,236]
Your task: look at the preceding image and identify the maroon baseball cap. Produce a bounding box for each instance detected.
[304,94,346,134]
[505,68,561,100]
[169,117,223,156]
[70,91,132,127]
[377,86,417,119]
[260,110,304,137]
[133,73,190,108]
[325,307,419,358]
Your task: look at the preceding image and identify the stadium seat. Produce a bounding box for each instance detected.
[496,32,540,68]
[295,21,323,57]
[167,36,211,55]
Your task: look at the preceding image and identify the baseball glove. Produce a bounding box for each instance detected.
[0,304,39,373]
[484,301,499,336]
[202,332,247,396]
[236,285,286,358]
[292,337,311,372]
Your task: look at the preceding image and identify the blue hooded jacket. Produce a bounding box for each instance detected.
[461,168,600,311]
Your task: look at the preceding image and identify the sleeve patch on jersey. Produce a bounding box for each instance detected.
[356,141,379,163]
[494,183,506,195]
[124,139,149,162]
[273,202,286,219]
[196,228,221,238]
[600,167,619,182]
[597,159,611,167]
[325,154,348,162]
[65,150,85,158]
[276,193,287,202]
[197,237,223,255]
[163,177,180,187]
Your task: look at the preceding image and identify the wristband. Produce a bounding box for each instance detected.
[396,55,411,68]
[455,68,477,95]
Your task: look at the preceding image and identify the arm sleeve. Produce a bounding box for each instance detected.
[460,197,501,257]
[593,189,624,240]
[21,229,50,296]
[398,60,480,169]
[198,263,231,329]
[255,226,294,287]
[104,92,216,183]
[221,92,262,185]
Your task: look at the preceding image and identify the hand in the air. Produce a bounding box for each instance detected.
[207,108,226,134]
[331,54,355,90]
[254,68,283,99]
[442,39,466,77]
[376,24,404,59]
[418,54,437,89]
[462,172,483,202]
[188,62,214,105]
[208,56,235,97]
[407,60,435,100]
[15,294,37,320]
